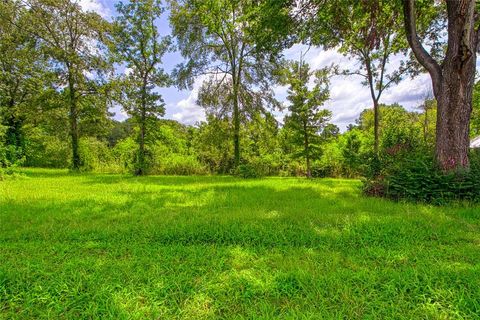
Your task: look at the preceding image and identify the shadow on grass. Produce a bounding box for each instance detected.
[2,181,476,252]
[80,173,243,187]
[2,174,480,318]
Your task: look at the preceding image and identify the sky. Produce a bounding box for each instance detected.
[80,0,434,131]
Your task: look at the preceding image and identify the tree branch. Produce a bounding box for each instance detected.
[403,0,442,97]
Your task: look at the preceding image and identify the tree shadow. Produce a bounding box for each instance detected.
[2,175,480,318]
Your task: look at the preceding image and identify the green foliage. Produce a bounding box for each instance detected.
[0,1,47,166]
[193,116,234,174]
[235,164,261,178]
[153,153,207,176]
[170,0,286,167]
[27,0,112,170]
[364,152,480,204]
[23,127,70,168]
[281,61,334,177]
[112,136,137,173]
[113,0,171,175]
[340,130,363,177]
[0,123,8,167]
[471,80,480,137]
[310,161,334,178]
[79,137,116,172]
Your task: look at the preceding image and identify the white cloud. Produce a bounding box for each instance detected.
[171,76,207,125]
[279,44,433,130]
[78,0,111,18]
[157,44,434,130]
[109,104,128,121]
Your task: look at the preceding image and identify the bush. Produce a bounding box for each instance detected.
[24,130,70,168]
[111,137,137,173]
[310,161,334,178]
[154,154,208,176]
[0,144,8,168]
[363,152,480,204]
[246,155,282,177]
[79,137,119,172]
[235,164,261,178]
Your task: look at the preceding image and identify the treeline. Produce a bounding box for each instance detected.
[0,92,446,179]
[1,0,480,191]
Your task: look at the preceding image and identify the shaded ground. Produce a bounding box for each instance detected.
[1,168,479,319]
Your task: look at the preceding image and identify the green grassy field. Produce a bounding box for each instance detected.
[1,169,479,319]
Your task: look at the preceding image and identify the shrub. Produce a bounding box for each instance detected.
[245,155,282,177]
[310,161,334,178]
[235,164,261,178]
[363,151,480,204]
[79,137,119,172]
[154,154,208,176]
[24,130,70,168]
[112,137,137,173]
[0,144,8,168]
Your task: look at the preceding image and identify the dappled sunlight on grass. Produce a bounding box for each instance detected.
[1,169,480,318]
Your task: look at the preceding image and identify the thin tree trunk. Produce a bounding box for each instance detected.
[232,80,240,168]
[68,70,80,170]
[365,57,380,157]
[137,81,148,176]
[373,99,379,155]
[304,122,311,178]
[423,103,428,143]
[137,115,146,176]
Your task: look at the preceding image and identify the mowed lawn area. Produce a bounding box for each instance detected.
[1,169,479,319]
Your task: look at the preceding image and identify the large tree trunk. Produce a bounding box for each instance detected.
[435,70,474,170]
[403,0,477,171]
[68,71,81,170]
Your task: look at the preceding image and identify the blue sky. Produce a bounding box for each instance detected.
[81,0,436,131]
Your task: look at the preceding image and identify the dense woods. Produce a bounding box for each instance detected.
[1,0,479,202]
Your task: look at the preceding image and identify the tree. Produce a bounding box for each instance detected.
[0,1,46,164]
[357,103,423,155]
[281,60,331,177]
[341,129,363,177]
[298,0,409,157]
[27,0,111,170]
[170,0,290,168]
[192,115,234,173]
[417,90,436,146]
[403,0,478,171]
[112,0,171,175]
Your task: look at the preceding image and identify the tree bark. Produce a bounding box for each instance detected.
[403,0,477,171]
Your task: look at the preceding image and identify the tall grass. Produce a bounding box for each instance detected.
[1,169,479,319]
